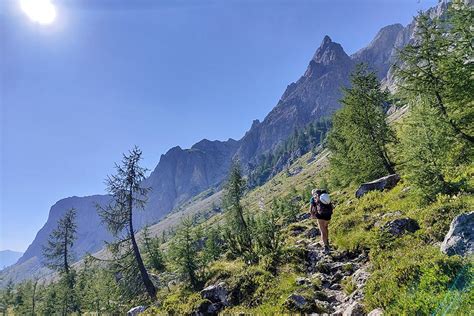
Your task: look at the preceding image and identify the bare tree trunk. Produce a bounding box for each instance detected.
[128,186,157,300]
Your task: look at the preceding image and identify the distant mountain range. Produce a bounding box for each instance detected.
[0,250,23,270]
[1,1,447,286]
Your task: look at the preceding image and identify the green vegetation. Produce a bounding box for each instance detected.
[248,118,331,188]
[327,63,396,187]
[1,2,472,315]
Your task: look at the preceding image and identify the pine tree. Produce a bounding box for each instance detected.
[42,208,78,315]
[142,226,165,272]
[222,161,256,263]
[42,208,77,274]
[97,146,157,300]
[395,1,473,143]
[254,207,283,274]
[327,64,396,186]
[168,217,202,289]
[203,227,222,264]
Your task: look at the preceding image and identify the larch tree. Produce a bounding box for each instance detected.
[327,64,396,186]
[42,208,78,314]
[97,146,157,300]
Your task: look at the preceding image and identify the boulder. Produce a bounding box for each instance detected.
[127,306,147,316]
[200,282,229,306]
[382,218,419,236]
[441,212,474,257]
[355,174,400,198]
[343,301,365,316]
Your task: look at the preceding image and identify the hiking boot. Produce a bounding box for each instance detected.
[324,245,331,253]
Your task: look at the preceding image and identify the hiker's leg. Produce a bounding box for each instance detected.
[317,219,328,246]
[325,221,330,246]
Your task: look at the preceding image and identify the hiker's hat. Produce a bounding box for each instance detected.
[319,193,331,205]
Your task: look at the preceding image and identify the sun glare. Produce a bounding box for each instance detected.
[20,0,57,25]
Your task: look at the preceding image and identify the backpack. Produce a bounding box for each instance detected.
[317,202,333,216]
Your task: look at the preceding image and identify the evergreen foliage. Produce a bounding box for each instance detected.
[222,161,256,263]
[142,226,166,272]
[249,118,331,188]
[395,0,474,143]
[42,208,77,274]
[97,146,157,300]
[168,217,203,290]
[327,64,396,186]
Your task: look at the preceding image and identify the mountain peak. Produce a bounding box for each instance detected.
[322,35,332,45]
[312,35,350,65]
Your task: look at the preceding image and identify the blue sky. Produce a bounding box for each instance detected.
[0,0,438,252]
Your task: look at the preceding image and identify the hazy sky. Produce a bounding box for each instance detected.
[0,0,438,252]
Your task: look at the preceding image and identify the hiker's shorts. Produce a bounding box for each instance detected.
[315,212,332,221]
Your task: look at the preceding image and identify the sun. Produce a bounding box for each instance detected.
[20,0,57,25]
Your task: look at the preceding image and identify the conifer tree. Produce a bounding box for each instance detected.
[168,217,202,289]
[142,226,165,272]
[222,161,256,263]
[42,208,78,315]
[327,64,396,186]
[97,146,157,300]
[43,208,77,274]
[395,1,473,143]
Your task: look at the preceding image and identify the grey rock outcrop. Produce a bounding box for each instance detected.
[441,212,474,257]
[355,174,400,198]
[200,282,229,307]
[382,218,420,237]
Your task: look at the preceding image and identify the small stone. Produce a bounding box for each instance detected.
[368,308,384,316]
[342,301,365,316]
[306,227,320,238]
[296,276,310,285]
[297,213,311,221]
[284,294,309,311]
[330,283,342,290]
[127,306,147,316]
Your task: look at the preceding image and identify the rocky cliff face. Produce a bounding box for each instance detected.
[16,195,113,266]
[236,36,354,166]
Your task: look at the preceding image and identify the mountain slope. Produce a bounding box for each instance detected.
[0,250,23,270]
[235,36,354,167]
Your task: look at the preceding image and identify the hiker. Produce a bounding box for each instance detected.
[310,189,333,252]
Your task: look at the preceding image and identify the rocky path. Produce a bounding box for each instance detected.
[287,236,374,315]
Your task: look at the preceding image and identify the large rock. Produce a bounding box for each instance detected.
[441,212,474,257]
[355,174,400,198]
[200,282,229,306]
[382,218,419,237]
